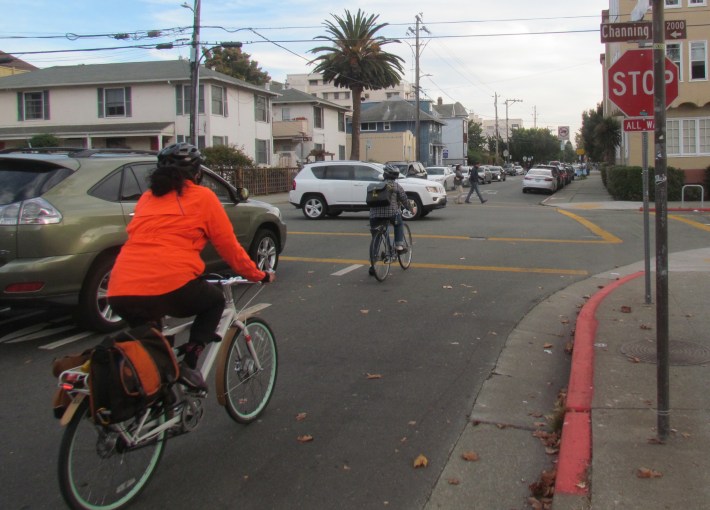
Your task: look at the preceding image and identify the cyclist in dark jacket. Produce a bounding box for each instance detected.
[368,165,411,276]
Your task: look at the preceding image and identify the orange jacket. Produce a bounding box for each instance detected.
[108,181,265,297]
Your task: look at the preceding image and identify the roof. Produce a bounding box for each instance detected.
[272,87,350,112]
[0,60,277,96]
[359,98,444,124]
[0,51,37,72]
[432,101,468,118]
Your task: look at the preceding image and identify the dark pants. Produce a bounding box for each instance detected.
[109,278,225,346]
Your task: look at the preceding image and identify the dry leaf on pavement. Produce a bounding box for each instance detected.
[620,305,632,313]
[413,454,429,468]
[447,478,460,485]
[637,467,663,478]
[461,451,479,462]
[366,373,382,379]
[297,435,314,443]
[295,412,307,422]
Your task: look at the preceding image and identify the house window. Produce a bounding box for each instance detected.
[683,120,697,153]
[255,95,269,122]
[211,85,227,116]
[343,92,350,99]
[322,92,329,99]
[386,92,400,98]
[255,139,270,164]
[212,136,228,146]
[17,90,49,120]
[667,43,683,81]
[175,84,204,115]
[700,119,710,153]
[339,145,346,159]
[282,108,291,121]
[690,41,707,80]
[665,0,680,6]
[361,122,377,132]
[338,112,345,132]
[308,79,319,86]
[98,87,132,118]
[383,122,391,131]
[689,0,707,6]
[666,118,710,155]
[667,120,680,154]
[314,106,324,129]
[333,92,340,99]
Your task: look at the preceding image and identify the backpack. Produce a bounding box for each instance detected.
[88,325,179,425]
[366,182,393,207]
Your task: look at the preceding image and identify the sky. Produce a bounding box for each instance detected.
[3,0,610,145]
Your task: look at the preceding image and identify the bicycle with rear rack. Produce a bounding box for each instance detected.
[55,275,277,510]
[369,212,413,282]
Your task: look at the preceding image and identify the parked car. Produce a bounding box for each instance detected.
[425,166,455,190]
[0,148,287,332]
[463,165,492,186]
[513,165,525,175]
[522,167,558,194]
[385,161,428,179]
[489,165,506,182]
[536,164,564,189]
[289,160,447,221]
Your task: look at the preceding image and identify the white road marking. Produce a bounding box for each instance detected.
[0,310,46,328]
[331,264,364,276]
[40,331,95,350]
[5,324,76,343]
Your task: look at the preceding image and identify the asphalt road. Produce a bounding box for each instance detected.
[3,175,710,509]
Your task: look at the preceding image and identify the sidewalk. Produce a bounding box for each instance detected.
[425,172,710,509]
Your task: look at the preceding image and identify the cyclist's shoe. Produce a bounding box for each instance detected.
[181,342,204,369]
[368,266,376,276]
[396,243,408,253]
[178,362,208,391]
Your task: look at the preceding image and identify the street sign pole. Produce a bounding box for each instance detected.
[642,122,651,305]
[652,0,670,442]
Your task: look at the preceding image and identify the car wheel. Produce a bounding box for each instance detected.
[249,228,279,270]
[302,195,327,219]
[402,195,423,220]
[76,253,125,333]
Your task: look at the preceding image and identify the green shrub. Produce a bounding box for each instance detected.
[605,165,686,201]
[202,144,254,168]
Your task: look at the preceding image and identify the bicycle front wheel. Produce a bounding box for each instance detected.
[218,317,278,424]
[398,223,413,270]
[369,230,390,282]
[58,398,166,510]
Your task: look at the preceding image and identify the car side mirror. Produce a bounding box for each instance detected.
[238,187,249,201]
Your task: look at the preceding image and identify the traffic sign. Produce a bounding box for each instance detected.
[623,117,655,132]
[607,49,679,118]
[599,20,686,43]
[665,20,687,40]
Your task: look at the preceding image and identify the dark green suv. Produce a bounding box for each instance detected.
[0,149,286,332]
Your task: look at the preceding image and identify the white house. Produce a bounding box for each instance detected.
[0,60,278,164]
[271,86,350,166]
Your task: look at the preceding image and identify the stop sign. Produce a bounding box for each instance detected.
[608,49,679,117]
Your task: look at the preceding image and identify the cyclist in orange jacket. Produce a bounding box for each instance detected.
[108,143,274,388]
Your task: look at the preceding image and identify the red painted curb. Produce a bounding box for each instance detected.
[557,271,644,496]
[556,411,591,495]
[638,207,710,212]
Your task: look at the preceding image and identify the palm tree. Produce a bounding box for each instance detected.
[594,116,621,165]
[310,9,404,160]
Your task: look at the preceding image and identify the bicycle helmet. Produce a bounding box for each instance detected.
[157,143,204,173]
[383,165,400,180]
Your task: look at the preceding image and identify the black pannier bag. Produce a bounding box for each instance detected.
[366,182,393,207]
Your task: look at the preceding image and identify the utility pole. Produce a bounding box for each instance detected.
[408,14,428,163]
[188,0,201,146]
[504,98,522,163]
[493,93,499,163]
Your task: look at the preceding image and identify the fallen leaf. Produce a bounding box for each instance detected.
[408,420,417,426]
[442,285,453,289]
[447,478,460,485]
[495,423,507,429]
[398,299,408,303]
[637,467,663,478]
[529,411,544,418]
[413,454,428,468]
[543,342,554,349]
[461,451,479,462]
[297,435,314,443]
[640,324,652,330]
[343,464,351,471]
[629,356,641,363]
[575,481,587,489]
[560,318,569,324]
[295,412,307,422]
[360,309,369,314]
[527,497,543,510]
[620,305,632,313]
[366,373,382,379]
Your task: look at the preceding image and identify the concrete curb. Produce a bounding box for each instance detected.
[556,272,643,496]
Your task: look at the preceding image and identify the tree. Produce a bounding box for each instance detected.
[467,120,486,163]
[204,47,270,86]
[202,144,254,168]
[310,9,404,160]
[509,127,560,164]
[562,141,576,163]
[29,133,62,147]
[580,104,621,165]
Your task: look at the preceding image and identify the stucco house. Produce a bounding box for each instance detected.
[0,60,278,164]
[347,97,445,166]
[431,98,470,166]
[602,0,710,183]
[271,86,350,167]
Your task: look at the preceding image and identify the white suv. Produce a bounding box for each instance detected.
[289,161,447,220]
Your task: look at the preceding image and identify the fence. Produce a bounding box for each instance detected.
[211,166,300,195]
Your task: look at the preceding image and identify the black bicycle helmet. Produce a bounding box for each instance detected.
[383,165,400,180]
[157,143,204,172]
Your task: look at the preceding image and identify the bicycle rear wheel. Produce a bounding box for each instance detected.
[369,230,390,282]
[218,317,278,424]
[398,223,413,269]
[58,398,166,510]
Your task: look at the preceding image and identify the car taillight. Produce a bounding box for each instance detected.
[292,180,297,191]
[5,282,45,293]
[545,178,553,181]
[0,198,62,225]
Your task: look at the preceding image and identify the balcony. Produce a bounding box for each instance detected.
[273,119,311,141]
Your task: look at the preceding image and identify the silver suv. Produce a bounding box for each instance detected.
[289,161,447,220]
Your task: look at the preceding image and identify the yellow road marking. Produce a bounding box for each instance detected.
[279,256,588,276]
[669,214,710,233]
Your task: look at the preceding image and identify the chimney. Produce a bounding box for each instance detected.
[437,97,443,106]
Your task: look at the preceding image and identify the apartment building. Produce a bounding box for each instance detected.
[432,98,470,166]
[0,60,277,164]
[603,0,710,182]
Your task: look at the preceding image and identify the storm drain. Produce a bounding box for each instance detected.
[620,340,710,366]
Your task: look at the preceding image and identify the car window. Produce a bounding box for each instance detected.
[323,165,354,180]
[201,172,233,202]
[88,170,123,202]
[0,159,73,205]
[353,165,381,181]
[120,164,154,201]
[427,168,443,175]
